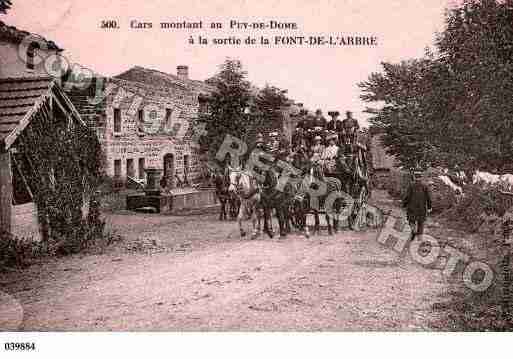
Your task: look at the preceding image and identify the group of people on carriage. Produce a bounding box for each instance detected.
[292,109,360,151]
[213,109,370,239]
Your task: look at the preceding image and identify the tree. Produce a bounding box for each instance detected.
[251,84,289,138]
[436,0,513,173]
[0,0,12,14]
[360,0,513,174]
[199,58,252,162]
[360,58,444,169]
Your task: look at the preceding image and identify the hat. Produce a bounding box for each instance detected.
[269,131,279,137]
[256,133,264,143]
[314,135,322,141]
[316,109,322,115]
[327,133,338,141]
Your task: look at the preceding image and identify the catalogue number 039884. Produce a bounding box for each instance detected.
[4,342,36,351]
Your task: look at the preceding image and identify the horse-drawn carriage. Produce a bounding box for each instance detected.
[212,127,371,238]
[301,139,371,233]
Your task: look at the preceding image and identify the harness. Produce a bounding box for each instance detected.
[230,170,259,200]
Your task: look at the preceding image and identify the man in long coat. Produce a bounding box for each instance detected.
[341,111,360,144]
[402,170,432,239]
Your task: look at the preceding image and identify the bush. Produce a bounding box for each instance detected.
[425,177,459,214]
[445,184,513,231]
[0,232,42,269]
[0,196,121,270]
[383,168,411,199]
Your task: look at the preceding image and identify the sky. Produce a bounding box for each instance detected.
[2,0,458,126]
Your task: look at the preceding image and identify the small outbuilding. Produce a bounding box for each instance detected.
[0,76,95,240]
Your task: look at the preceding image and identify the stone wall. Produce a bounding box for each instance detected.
[67,75,206,187]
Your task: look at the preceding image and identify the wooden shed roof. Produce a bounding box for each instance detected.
[0,76,85,150]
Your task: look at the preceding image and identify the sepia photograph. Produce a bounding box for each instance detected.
[0,0,512,356]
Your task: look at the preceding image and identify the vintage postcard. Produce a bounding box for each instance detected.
[0,0,512,356]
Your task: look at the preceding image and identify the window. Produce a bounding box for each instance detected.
[126,158,134,178]
[114,159,121,178]
[26,42,39,70]
[138,158,145,179]
[138,109,144,133]
[165,108,173,132]
[113,108,121,133]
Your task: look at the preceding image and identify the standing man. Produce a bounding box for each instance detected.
[313,109,327,144]
[313,109,328,128]
[341,111,360,144]
[402,169,432,240]
[327,111,341,133]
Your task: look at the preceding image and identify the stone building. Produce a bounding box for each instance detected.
[67,65,215,189]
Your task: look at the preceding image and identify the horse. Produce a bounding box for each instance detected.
[228,191,241,220]
[306,159,344,235]
[214,169,231,221]
[227,166,264,238]
[287,149,312,237]
[257,162,297,238]
[214,168,240,221]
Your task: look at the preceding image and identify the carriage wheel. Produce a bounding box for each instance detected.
[350,185,368,230]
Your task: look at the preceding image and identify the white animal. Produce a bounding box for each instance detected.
[438,175,463,194]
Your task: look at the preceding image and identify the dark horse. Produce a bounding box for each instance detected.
[258,165,295,238]
[288,148,312,237]
[214,168,240,221]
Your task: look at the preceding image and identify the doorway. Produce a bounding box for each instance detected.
[163,153,175,189]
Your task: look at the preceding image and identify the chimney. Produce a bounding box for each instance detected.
[177,65,189,80]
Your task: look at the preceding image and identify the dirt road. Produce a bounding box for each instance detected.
[1,191,452,331]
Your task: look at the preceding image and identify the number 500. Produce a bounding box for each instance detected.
[101,20,119,29]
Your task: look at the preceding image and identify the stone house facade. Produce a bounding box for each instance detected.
[67,66,214,189]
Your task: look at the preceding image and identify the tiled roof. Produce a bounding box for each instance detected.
[114,66,215,95]
[0,76,84,150]
[0,20,62,51]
